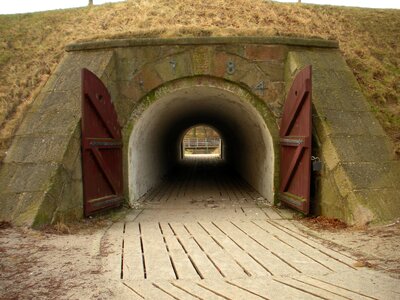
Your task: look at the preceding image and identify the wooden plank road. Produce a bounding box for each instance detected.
[101,159,399,299]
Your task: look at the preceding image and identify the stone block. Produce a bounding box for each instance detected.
[11,191,49,226]
[287,50,347,73]
[154,52,192,82]
[358,112,387,136]
[322,110,370,136]
[116,79,146,103]
[5,135,70,164]
[332,164,353,198]
[159,45,191,58]
[257,61,285,82]
[244,45,286,61]
[347,189,400,224]
[341,162,397,190]
[3,163,59,194]
[117,46,161,64]
[329,135,395,163]
[16,110,77,137]
[62,125,81,173]
[190,46,213,75]
[211,51,253,80]
[320,137,340,171]
[317,174,348,221]
[131,66,163,94]
[238,65,269,98]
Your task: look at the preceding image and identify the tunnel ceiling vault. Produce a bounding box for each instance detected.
[1,36,400,228]
[127,79,278,205]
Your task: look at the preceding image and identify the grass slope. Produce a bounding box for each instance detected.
[0,0,399,161]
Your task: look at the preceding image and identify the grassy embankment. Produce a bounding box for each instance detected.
[0,0,399,162]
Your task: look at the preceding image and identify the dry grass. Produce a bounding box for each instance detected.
[0,0,399,160]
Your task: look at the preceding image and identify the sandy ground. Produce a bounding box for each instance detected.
[297,217,400,279]
[1,210,399,299]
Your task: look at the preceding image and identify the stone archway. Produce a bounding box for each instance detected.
[1,36,399,227]
[125,77,279,205]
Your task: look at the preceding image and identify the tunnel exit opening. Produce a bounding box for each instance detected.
[181,125,223,160]
[126,77,279,207]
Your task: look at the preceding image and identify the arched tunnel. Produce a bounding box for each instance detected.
[128,84,278,206]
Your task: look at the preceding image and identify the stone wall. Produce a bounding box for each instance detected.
[286,50,400,224]
[0,36,398,227]
[0,51,115,227]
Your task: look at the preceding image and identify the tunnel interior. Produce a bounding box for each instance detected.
[128,85,276,205]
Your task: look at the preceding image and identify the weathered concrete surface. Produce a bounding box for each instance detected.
[286,50,400,225]
[0,51,116,227]
[0,36,399,227]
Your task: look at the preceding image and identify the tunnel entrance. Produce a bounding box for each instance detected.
[127,77,279,207]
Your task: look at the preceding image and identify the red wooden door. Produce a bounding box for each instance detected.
[81,68,123,217]
[279,66,312,214]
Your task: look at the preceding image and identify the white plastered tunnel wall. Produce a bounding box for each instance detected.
[128,85,275,204]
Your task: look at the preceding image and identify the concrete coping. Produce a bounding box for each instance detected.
[65,36,339,52]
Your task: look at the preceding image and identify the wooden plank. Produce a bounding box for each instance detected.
[229,277,322,300]
[171,280,225,300]
[101,222,124,279]
[123,280,176,299]
[152,281,200,300]
[215,221,297,276]
[198,279,265,300]
[240,207,269,220]
[140,222,176,280]
[160,222,200,280]
[262,207,284,220]
[319,271,400,299]
[169,222,222,279]
[199,221,270,277]
[184,222,246,279]
[270,220,357,267]
[273,277,350,300]
[254,220,352,273]
[295,276,371,300]
[123,222,145,280]
[273,207,295,219]
[236,222,331,274]
[233,220,330,275]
